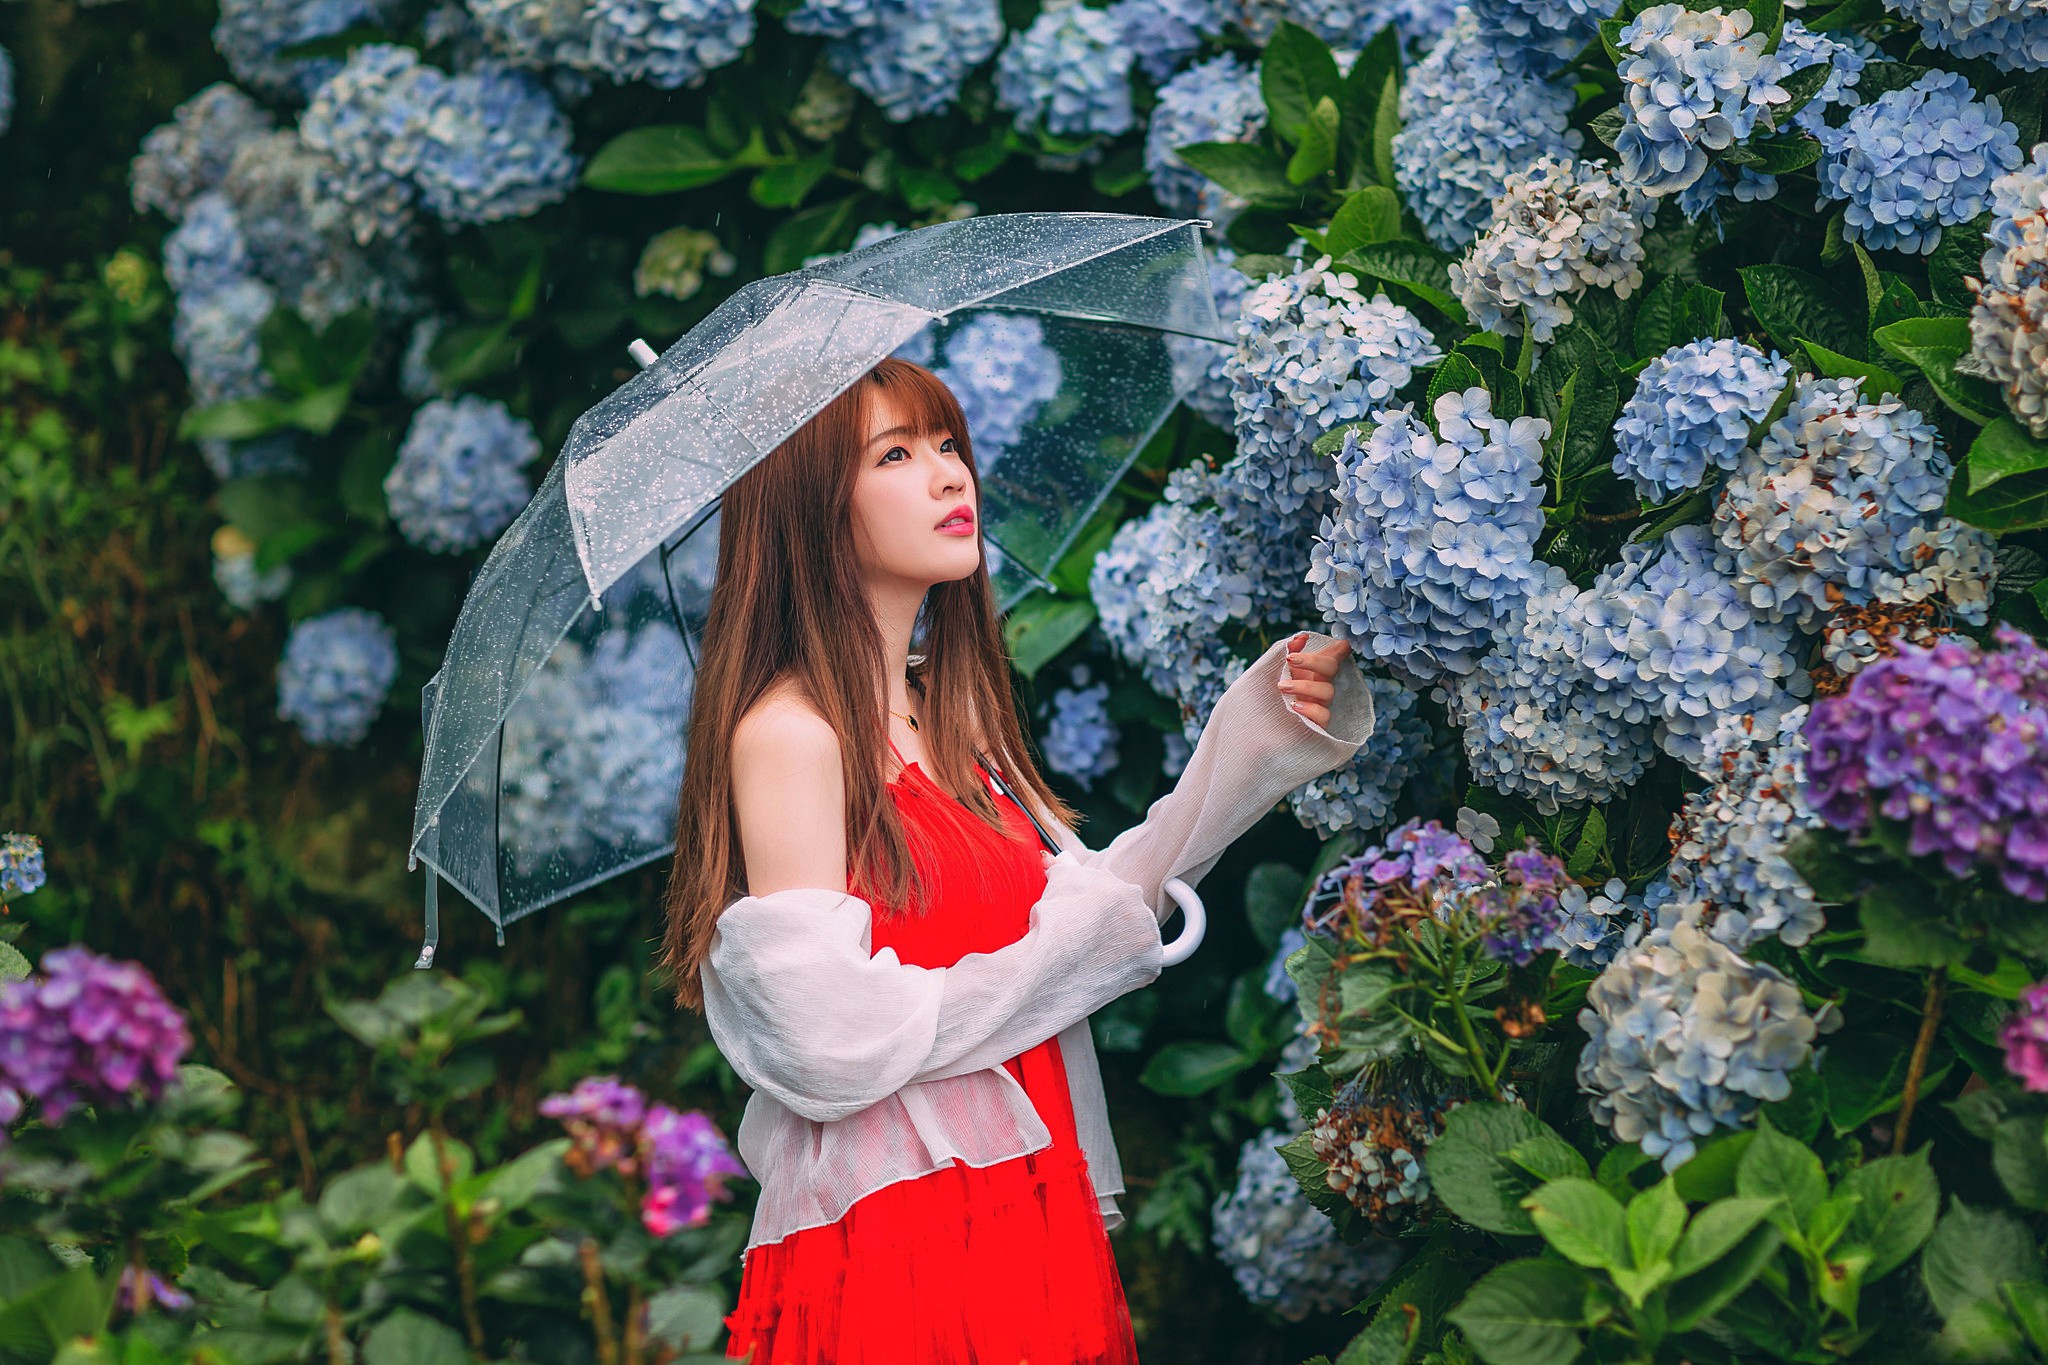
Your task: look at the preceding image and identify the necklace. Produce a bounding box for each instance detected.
[890,708,920,733]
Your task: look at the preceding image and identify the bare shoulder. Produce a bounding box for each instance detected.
[731,684,848,895]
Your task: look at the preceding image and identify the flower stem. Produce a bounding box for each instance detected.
[1443,942,1504,1099]
[623,1282,646,1365]
[1893,968,1947,1156]
[581,1237,619,1365]
[429,1125,486,1355]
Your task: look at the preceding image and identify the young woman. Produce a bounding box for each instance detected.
[659,356,1373,1363]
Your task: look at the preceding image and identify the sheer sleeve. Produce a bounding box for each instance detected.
[700,851,1163,1123]
[1023,629,1376,922]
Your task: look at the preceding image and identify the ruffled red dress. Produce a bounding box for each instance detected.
[721,740,1140,1365]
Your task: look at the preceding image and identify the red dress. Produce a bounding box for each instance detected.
[721,741,1140,1365]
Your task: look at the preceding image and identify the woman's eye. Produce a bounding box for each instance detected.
[879,437,957,465]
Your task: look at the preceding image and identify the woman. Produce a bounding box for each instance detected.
[659,357,1374,1362]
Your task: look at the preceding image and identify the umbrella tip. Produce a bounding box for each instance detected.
[627,338,658,370]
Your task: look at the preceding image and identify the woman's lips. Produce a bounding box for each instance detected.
[937,517,975,535]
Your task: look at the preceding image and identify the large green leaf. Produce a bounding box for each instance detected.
[1343,240,1466,322]
[1174,142,1300,207]
[1735,1116,1825,1227]
[1337,26,1402,186]
[1262,20,1343,143]
[1003,593,1096,679]
[1922,1200,2045,1324]
[585,125,738,194]
[1873,316,2004,425]
[1325,186,1404,256]
[1666,1223,1785,1332]
[763,195,865,275]
[1967,418,2048,494]
[1427,1102,1559,1235]
[1445,1259,1588,1365]
[1287,96,1343,184]
[1523,1177,1628,1270]
[360,1309,471,1365]
[1138,1040,1256,1096]
[1740,264,1863,360]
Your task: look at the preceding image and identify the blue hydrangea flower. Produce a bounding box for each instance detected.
[1446,562,1658,812]
[385,395,544,553]
[1308,388,1549,680]
[1391,9,1583,252]
[1554,877,1646,969]
[783,0,889,37]
[300,45,580,239]
[462,0,757,88]
[212,527,293,612]
[401,315,453,402]
[1462,0,1618,76]
[1884,0,2048,72]
[129,83,276,223]
[1612,5,1790,198]
[1578,914,1823,1169]
[500,624,692,874]
[1,834,46,902]
[1107,0,1225,85]
[1661,705,1826,950]
[277,608,401,747]
[1816,69,2022,255]
[1612,338,1791,501]
[172,276,276,408]
[1712,376,1971,630]
[1227,253,1444,522]
[1819,517,1996,680]
[1968,145,2048,435]
[1231,0,1458,50]
[1212,1128,1406,1321]
[933,313,1062,469]
[212,0,397,102]
[1162,729,1193,777]
[995,2,1136,140]
[1040,662,1120,791]
[1145,52,1267,225]
[1289,672,1432,836]
[163,191,253,300]
[1674,22,1879,230]
[0,45,12,140]
[1089,461,1258,739]
[1577,524,1809,770]
[821,0,1006,122]
[1264,925,1309,1005]
[220,130,429,326]
[1450,156,1653,343]
[1168,247,1256,430]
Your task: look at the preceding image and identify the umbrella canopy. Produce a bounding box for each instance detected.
[407,212,1231,966]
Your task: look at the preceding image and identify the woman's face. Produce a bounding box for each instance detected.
[848,385,981,592]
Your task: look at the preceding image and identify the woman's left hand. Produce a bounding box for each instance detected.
[1280,632,1350,729]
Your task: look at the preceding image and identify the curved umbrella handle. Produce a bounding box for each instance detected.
[1159,877,1206,967]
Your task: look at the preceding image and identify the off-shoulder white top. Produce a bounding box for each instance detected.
[699,629,1376,1263]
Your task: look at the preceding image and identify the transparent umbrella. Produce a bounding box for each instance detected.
[406,212,1232,968]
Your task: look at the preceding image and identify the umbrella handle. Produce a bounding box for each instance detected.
[1159,877,1206,967]
[628,338,658,369]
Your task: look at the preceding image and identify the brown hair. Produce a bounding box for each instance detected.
[658,356,1082,1013]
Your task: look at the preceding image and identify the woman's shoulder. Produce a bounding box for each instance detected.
[732,684,839,779]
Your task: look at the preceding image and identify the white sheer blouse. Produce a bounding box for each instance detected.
[698,629,1377,1262]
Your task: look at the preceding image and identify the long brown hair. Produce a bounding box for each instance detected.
[658,356,1082,1013]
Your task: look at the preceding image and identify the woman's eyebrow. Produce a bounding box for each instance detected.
[867,425,951,446]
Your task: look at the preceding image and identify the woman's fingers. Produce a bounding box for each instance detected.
[1285,635,1350,681]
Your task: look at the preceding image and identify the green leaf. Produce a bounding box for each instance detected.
[1993,1115,2048,1212]
[0,941,28,986]
[1679,283,1727,341]
[1743,135,1823,174]
[1338,26,1402,185]
[1823,1030,1927,1134]
[1175,141,1300,207]
[1588,106,1626,150]
[750,151,836,209]
[1950,467,2048,535]
[1445,1259,1589,1365]
[1287,96,1342,184]
[1672,1197,1781,1279]
[1523,1178,1629,1270]
[1344,240,1466,322]
[1858,882,1970,967]
[1244,861,1304,949]
[1262,20,1343,143]
[361,1308,471,1365]
[1799,338,1903,400]
[1769,61,1834,124]
[1928,213,1992,309]
[2003,1281,2048,1351]
[1326,186,1404,256]
[318,1163,410,1236]
[1567,806,1607,880]
[1922,1200,2046,1324]
[1428,1103,1560,1235]
[1138,1040,1256,1096]
[403,1131,475,1195]
[645,1284,728,1353]
[1741,264,1864,360]
[1666,1223,1785,1332]
[1371,72,1400,192]
[1736,1116,1826,1228]
[585,125,737,194]
[1873,316,2004,425]
[1633,276,1687,359]
[1004,594,1096,679]
[1968,418,2048,494]
[1627,1178,1689,1272]
[762,194,864,275]
[1503,1131,1592,1185]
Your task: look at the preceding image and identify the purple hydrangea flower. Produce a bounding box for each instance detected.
[1804,625,2048,898]
[0,947,193,1127]
[2003,978,2048,1092]
[541,1075,747,1236]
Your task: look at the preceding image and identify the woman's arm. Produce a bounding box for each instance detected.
[705,701,1163,1123]
[1022,629,1377,922]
